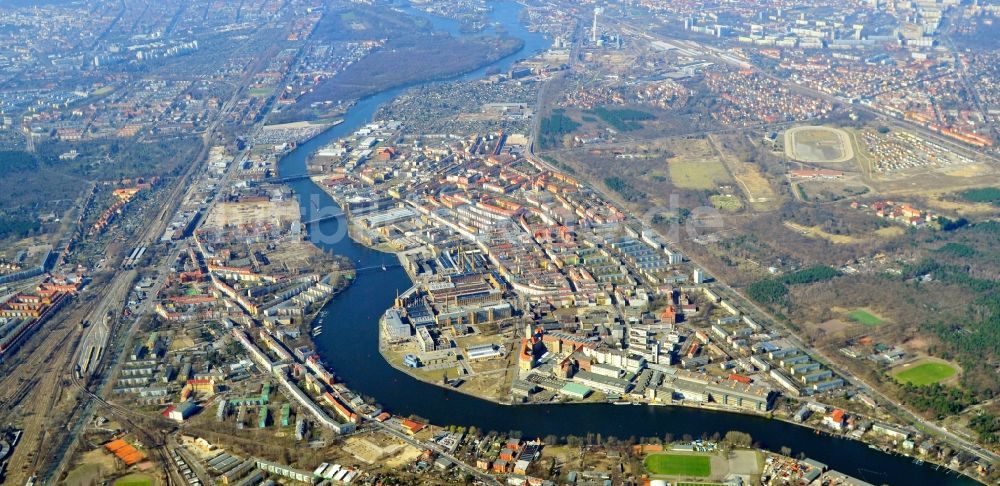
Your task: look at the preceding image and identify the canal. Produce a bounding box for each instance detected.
[276,3,979,484]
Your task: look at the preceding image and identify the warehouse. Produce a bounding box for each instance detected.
[573,370,632,394]
[466,343,504,360]
[559,382,592,399]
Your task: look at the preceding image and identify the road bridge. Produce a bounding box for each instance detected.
[262,173,315,184]
[302,212,344,225]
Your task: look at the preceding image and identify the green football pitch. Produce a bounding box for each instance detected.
[643,453,711,477]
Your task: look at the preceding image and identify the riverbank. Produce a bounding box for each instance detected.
[302,264,356,337]
[296,149,988,486]
[279,34,524,123]
[262,119,343,131]
[270,1,983,483]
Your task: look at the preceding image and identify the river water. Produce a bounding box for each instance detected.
[275,3,979,485]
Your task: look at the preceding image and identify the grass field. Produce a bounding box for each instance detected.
[783,221,862,244]
[91,86,115,96]
[668,159,732,190]
[644,453,712,477]
[893,361,958,386]
[848,309,883,326]
[926,194,1000,217]
[114,473,154,486]
[875,226,905,239]
[64,464,102,486]
[250,87,274,97]
[728,162,777,211]
[710,133,779,211]
[710,194,743,212]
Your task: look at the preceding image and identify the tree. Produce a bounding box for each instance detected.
[747,279,789,305]
[724,431,753,448]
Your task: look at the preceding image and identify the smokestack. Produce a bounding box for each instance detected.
[592,7,603,43]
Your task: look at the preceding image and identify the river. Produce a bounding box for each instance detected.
[275,3,979,485]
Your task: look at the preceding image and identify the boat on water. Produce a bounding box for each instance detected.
[312,328,323,337]
[612,401,631,405]
[914,459,924,465]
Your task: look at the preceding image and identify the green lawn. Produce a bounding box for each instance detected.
[668,160,733,190]
[113,473,153,486]
[644,453,711,477]
[893,362,958,386]
[91,86,114,96]
[710,194,743,212]
[848,309,883,326]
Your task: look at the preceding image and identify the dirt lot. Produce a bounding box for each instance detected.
[868,164,1000,203]
[202,199,300,229]
[342,432,408,464]
[63,448,120,486]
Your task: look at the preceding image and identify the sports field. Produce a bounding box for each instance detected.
[113,473,154,486]
[644,453,712,477]
[848,309,883,326]
[892,361,958,386]
[785,126,853,163]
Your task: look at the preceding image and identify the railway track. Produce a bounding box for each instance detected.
[40,372,178,486]
[23,17,303,486]
[0,304,82,416]
[0,378,39,412]
[0,307,86,484]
